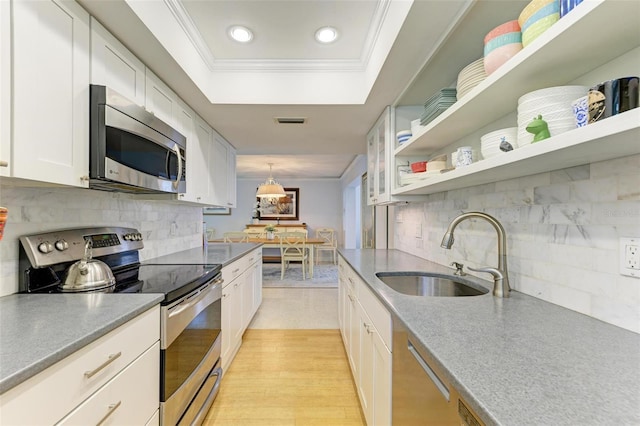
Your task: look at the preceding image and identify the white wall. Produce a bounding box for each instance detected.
[204,178,342,242]
[341,155,367,248]
[392,155,640,333]
[0,184,204,296]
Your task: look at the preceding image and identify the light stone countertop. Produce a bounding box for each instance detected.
[0,293,163,394]
[143,243,261,267]
[338,248,640,426]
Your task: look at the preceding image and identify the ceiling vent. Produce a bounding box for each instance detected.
[275,117,306,124]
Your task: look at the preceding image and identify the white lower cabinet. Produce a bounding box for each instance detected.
[57,342,160,425]
[221,248,262,371]
[339,255,392,426]
[0,306,160,426]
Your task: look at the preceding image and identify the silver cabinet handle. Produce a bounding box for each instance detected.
[96,401,121,426]
[232,268,240,274]
[84,352,122,378]
[408,340,450,401]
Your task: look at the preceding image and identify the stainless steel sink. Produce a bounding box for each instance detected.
[375,272,488,297]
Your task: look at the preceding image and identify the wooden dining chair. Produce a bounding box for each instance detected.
[223,232,250,242]
[315,227,337,265]
[278,232,309,280]
[243,228,265,238]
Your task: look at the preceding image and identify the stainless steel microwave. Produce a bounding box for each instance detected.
[89,85,186,194]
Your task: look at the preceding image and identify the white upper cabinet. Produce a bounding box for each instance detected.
[11,0,90,187]
[183,113,213,204]
[145,68,177,128]
[210,131,237,208]
[366,107,390,205]
[90,17,145,106]
[1,0,10,177]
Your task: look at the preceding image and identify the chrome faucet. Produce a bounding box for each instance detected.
[441,211,510,298]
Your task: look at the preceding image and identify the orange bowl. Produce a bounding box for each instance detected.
[411,161,427,173]
[484,20,521,44]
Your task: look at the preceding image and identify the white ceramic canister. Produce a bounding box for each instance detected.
[456,146,474,167]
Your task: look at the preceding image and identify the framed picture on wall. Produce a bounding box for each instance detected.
[258,187,299,221]
[203,207,231,215]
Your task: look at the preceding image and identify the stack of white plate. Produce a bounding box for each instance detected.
[420,88,457,126]
[517,85,589,146]
[456,58,487,100]
[480,127,518,159]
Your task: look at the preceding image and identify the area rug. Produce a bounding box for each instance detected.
[262,263,338,288]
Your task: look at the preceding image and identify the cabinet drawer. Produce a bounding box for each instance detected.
[223,258,247,284]
[356,276,392,350]
[223,248,261,285]
[245,248,261,267]
[0,306,160,426]
[57,342,159,426]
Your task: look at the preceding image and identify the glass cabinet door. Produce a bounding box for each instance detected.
[377,122,386,199]
[367,131,377,204]
[366,106,391,206]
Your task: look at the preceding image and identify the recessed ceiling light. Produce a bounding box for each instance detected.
[229,25,253,43]
[315,26,338,44]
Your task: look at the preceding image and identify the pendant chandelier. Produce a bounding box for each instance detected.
[256,163,286,199]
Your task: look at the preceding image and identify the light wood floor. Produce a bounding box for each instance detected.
[204,329,366,425]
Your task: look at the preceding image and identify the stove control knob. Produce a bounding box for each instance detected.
[38,242,54,254]
[123,234,130,241]
[54,240,69,251]
[136,233,143,241]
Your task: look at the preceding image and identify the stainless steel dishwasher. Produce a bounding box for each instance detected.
[392,317,484,426]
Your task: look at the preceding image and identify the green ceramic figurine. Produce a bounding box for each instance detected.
[526,114,551,142]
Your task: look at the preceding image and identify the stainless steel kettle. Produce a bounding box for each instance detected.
[59,239,116,292]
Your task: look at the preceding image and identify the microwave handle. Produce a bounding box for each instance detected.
[172,143,183,190]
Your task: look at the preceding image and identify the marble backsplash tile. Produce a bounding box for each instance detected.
[0,185,204,296]
[393,155,640,333]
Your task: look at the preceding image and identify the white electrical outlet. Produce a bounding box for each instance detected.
[620,237,640,278]
[415,223,422,239]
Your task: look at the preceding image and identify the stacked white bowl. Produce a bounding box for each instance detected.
[397,130,412,145]
[517,85,589,146]
[481,127,518,159]
[456,58,487,100]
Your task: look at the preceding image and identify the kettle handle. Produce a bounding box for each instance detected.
[79,239,93,275]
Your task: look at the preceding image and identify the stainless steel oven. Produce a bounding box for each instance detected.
[18,226,225,426]
[161,273,223,426]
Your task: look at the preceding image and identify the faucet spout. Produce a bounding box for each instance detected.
[441,211,510,297]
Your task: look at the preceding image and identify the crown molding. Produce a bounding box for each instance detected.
[164,0,216,71]
[167,0,395,73]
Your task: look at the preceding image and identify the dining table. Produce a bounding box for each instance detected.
[209,237,327,278]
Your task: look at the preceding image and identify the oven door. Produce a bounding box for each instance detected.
[161,274,222,426]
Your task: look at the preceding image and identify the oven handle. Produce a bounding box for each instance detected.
[191,367,223,426]
[168,277,223,320]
